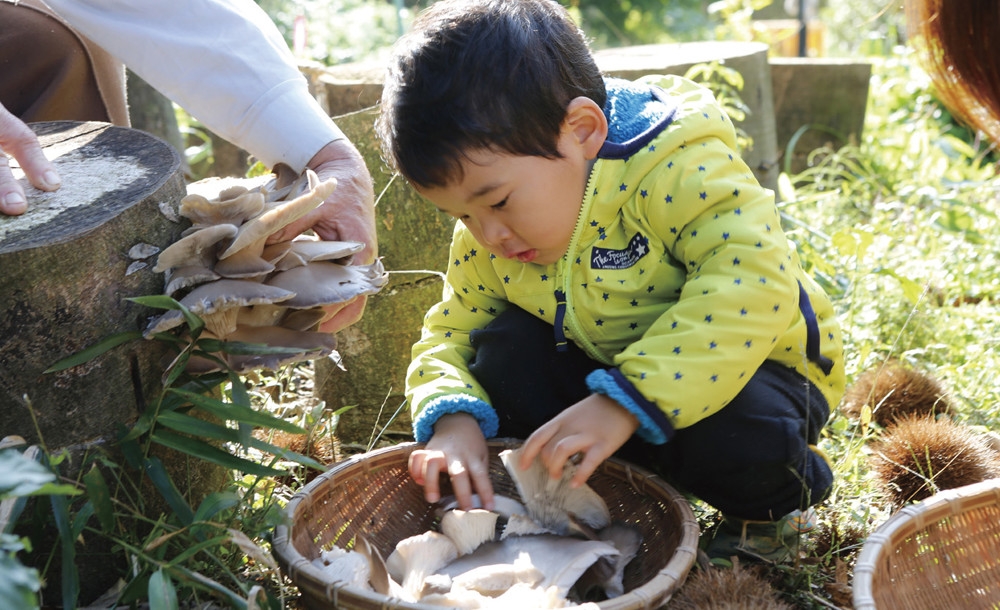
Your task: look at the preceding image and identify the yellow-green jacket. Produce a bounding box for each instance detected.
[406,75,845,444]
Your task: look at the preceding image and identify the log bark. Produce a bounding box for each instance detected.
[0,121,186,452]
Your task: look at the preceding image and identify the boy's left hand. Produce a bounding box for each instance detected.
[519,393,639,488]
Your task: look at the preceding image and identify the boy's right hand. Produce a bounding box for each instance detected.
[408,412,495,511]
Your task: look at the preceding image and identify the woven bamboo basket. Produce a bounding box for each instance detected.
[853,477,1000,610]
[273,439,700,609]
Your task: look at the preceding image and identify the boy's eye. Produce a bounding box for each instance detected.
[491,198,508,210]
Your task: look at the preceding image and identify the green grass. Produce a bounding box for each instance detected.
[744,48,1000,607]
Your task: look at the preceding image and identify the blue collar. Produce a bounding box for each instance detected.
[598,78,677,160]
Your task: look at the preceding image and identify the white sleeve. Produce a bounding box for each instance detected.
[43,0,344,171]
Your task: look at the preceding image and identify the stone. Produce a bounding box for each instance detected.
[770,58,872,175]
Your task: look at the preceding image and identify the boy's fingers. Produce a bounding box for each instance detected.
[447,460,475,510]
[422,463,442,504]
[519,424,556,471]
[467,459,495,510]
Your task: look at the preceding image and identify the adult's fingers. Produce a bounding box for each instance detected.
[317,295,367,334]
[0,105,60,215]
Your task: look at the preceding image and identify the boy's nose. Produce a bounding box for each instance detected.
[479,219,511,246]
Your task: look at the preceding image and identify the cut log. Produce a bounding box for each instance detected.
[0,121,186,453]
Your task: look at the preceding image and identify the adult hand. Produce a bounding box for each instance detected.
[0,103,61,215]
[267,138,377,333]
[519,393,639,488]
[408,413,495,511]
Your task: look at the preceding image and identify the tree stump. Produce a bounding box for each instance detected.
[0,121,186,453]
[591,41,779,194]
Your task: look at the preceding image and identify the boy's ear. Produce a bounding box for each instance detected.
[564,97,608,159]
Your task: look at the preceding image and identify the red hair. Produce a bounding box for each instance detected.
[905,0,1000,147]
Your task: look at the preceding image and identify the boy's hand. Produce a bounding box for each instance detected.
[519,394,639,488]
[408,412,495,511]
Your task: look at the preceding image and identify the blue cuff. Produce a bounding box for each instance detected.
[586,368,674,445]
[413,394,500,443]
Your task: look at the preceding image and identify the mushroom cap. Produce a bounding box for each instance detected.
[179,190,265,227]
[212,247,276,280]
[143,279,296,337]
[435,534,619,600]
[312,547,371,591]
[163,265,221,297]
[219,170,336,260]
[265,259,388,308]
[268,238,366,271]
[499,447,611,533]
[153,223,238,272]
[222,325,337,373]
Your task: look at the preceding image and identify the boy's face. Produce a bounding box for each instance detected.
[416,129,593,266]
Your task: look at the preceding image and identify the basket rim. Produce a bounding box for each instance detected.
[852,477,1000,610]
[273,439,700,610]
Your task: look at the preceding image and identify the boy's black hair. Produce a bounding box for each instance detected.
[376,0,606,188]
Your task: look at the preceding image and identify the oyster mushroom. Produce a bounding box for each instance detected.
[573,523,643,599]
[386,531,460,601]
[179,190,265,229]
[312,546,371,590]
[164,265,221,297]
[437,494,528,521]
[449,554,544,597]
[434,534,620,601]
[138,165,387,376]
[152,223,238,273]
[218,169,335,261]
[143,279,296,338]
[213,246,276,280]
[222,325,337,373]
[499,447,611,534]
[265,237,366,271]
[440,509,500,555]
[265,259,388,309]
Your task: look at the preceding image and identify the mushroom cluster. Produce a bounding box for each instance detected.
[142,169,387,374]
[313,447,642,608]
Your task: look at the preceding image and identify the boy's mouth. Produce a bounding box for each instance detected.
[512,248,538,263]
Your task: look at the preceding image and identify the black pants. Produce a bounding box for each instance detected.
[468,306,833,521]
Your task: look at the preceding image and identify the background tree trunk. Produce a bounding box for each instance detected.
[126,69,188,175]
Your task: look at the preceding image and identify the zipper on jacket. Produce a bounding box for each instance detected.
[553,289,568,352]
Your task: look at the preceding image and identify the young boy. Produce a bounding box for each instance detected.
[376,0,845,562]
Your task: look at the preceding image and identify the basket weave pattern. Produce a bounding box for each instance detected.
[854,478,1000,610]
[274,439,700,609]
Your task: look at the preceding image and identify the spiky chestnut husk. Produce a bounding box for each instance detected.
[808,512,868,568]
[870,415,1000,508]
[840,361,951,426]
[671,560,792,610]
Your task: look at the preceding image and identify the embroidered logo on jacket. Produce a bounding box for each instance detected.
[591,232,650,270]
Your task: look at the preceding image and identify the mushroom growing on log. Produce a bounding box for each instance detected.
[141,168,387,373]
